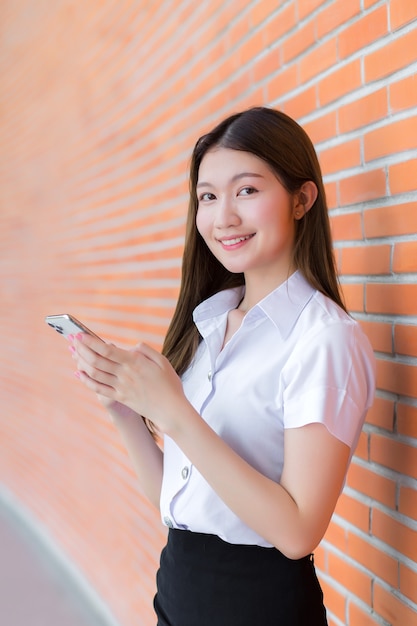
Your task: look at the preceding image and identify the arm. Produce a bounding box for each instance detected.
[168,403,349,559]
[72,334,350,558]
[105,402,163,510]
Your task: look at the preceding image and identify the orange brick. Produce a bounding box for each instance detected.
[359,320,393,354]
[298,0,325,21]
[225,12,250,49]
[374,582,417,626]
[376,358,417,400]
[340,282,364,312]
[264,4,297,48]
[371,431,417,478]
[393,241,417,273]
[238,29,266,65]
[316,0,360,38]
[366,283,417,316]
[397,403,417,438]
[334,492,370,533]
[364,0,379,6]
[328,552,372,603]
[324,181,338,209]
[227,72,257,101]
[366,116,417,163]
[282,19,316,63]
[249,0,275,27]
[365,396,395,431]
[390,0,417,30]
[266,65,298,102]
[339,88,388,133]
[390,74,417,112]
[339,169,386,206]
[319,138,361,176]
[330,212,363,242]
[319,579,346,623]
[364,202,417,238]
[355,430,370,461]
[283,85,317,119]
[299,38,338,83]
[319,59,362,106]
[347,463,396,508]
[253,49,281,83]
[365,28,417,82]
[338,5,388,59]
[373,511,417,564]
[400,563,417,604]
[390,159,417,195]
[236,86,265,111]
[349,602,388,626]
[313,543,326,570]
[340,244,391,275]
[323,520,348,553]
[399,486,417,520]
[302,110,337,144]
[347,531,398,587]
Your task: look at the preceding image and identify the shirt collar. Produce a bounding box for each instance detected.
[193,271,316,339]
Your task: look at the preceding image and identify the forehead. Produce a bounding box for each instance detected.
[197,148,271,183]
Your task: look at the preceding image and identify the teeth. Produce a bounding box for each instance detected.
[222,235,252,246]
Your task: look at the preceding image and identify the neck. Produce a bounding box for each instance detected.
[238,268,296,312]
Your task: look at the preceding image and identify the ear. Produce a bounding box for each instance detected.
[293,181,318,220]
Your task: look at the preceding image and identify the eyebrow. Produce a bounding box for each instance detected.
[196,172,265,188]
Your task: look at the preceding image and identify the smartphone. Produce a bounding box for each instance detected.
[45,314,102,340]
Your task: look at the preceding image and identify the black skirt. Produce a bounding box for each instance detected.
[154,528,328,626]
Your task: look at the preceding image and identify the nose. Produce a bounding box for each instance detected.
[213,196,241,229]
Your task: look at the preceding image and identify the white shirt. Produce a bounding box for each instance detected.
[160,271,375,547]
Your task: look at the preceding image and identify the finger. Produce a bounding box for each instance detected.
[73,333,122,364]
[77,370,117,398]
[70,341,119,385]
[132,341,164,366]
[77,362,117,387]
[73,337,120,374]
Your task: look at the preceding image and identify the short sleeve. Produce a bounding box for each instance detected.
[282,320,375,450]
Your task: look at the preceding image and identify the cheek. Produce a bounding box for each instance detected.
[195,209,210,239]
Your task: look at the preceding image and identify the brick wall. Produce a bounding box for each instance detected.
[0,1,416,625]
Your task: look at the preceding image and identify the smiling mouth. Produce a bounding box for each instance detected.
[219,234,255,246]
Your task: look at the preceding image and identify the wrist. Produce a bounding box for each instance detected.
[164,399,202,443]
[105,400,140,421]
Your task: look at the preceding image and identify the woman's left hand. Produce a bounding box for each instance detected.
[71,333,188,436]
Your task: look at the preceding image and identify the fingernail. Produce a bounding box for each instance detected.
[68,346,75,354]
[75,333,83,341]
[74,371,80,379]
[68,334,74,342]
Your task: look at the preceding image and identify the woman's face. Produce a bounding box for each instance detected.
[196,148,298,285]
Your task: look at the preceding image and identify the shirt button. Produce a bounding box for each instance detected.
[208,370,212,381]
[163,516,174,528]
[181,466,189,480]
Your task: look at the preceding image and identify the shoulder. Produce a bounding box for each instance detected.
[298,291,362,342]
[287,291,375,380]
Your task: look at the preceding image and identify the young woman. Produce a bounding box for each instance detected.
[70,107,375,625]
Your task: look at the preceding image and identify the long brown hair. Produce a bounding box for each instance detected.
[161,107,345,376]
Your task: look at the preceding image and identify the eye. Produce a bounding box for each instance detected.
[238,186,257,196]
[198,192,216,202]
